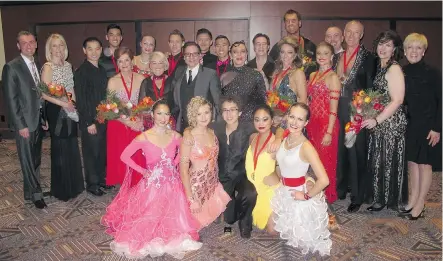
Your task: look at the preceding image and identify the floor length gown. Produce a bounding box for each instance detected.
[45,62,84,201]
[306,80,339,203]
[102,134,202,259]
[368,62,408,208]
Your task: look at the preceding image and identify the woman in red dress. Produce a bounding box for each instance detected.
[306,42,341,204]
[106,47,146,187]
[132,34,155,78]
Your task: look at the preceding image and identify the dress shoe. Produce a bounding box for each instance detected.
[34,199,47,209]
[404,210,425,220]
[87,189,104,196]
[100,185,115,190]
[347,203,361,213]
[367,204,386,212]
[398,206,412,213]
[238,218,252,239]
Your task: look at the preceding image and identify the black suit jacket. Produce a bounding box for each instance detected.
[2,56,42,132]
[172,65,221,131]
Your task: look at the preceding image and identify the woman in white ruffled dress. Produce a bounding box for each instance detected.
[270,102,332,256]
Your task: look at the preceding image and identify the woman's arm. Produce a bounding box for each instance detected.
[363,64,405,129]
[179,130,194,200]
[322,73,341,146]
[297,141,329,199]
[289,69,307,104]
[120,137,147,175]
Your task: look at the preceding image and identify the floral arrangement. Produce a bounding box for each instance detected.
[300,55,317,72]
[96,91,155,124]
[344,90,387,148]
[266,91,293,116]
[36,82,79,122]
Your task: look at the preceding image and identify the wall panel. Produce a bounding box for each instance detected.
[141,21,195,54]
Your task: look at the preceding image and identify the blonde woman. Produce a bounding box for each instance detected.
[41,33,84,201]
[180,96,231,230]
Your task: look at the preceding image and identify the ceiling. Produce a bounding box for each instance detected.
[0,1,104,7]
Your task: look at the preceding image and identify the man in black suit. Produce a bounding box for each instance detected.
[196,28,218,69]
[2,31,47,209]
[172,42,221,133]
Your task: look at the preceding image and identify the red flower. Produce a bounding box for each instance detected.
[373,103,383,111]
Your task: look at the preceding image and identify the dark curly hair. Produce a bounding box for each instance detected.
[373,30,404,64]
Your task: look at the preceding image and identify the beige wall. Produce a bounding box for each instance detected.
[0,9,6,78]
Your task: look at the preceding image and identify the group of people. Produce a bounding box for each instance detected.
[2,7,441,259]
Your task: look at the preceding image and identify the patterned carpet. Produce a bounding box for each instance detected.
[0,137,441,261]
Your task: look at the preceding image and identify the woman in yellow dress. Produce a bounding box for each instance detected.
[246,104,281,233]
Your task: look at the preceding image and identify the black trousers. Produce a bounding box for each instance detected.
[222,176,257,230]
[15,125,44,201]
[81,124,107,191]
[336,107,370,205]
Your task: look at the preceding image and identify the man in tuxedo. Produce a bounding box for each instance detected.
[269,9,316,63]
[74,37,108,196]
[196,28,218,68]
[2,31,47,209]
[99,23,123,78]
[325,26,344,70]
[172,42,221,133]
[335,20,376,213]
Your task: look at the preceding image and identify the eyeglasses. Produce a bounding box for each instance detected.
[184,52,200,58]
[222,108,239,114]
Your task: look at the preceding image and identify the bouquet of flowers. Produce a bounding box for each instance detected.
[266,91,292,116]
[300,55,317,72]
[96,91,155,124]
[344,90,387,148]
[36,82,79,122]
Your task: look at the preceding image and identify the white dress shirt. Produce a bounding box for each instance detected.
[21,53,40,82]
[186,64,200,82]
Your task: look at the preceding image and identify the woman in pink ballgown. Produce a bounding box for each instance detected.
[180,96,231,229]
[306,42,341,204]
[102,100,202,260]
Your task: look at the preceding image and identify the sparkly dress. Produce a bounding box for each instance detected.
[368,62,408,208]
[272,140,331,256]
[274,74,297,104]
[185,131,231,229]
[45,62,84,201]
[221,66,266,122]
[306,80,339,203]
[102,135,202,260]
[106,87,145,187]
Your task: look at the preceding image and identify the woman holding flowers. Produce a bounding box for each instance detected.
[41,33,84,201]
[106,46,146,187]
[305,42,341,204]
[362,30,408,212]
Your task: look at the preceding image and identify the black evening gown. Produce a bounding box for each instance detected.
[46,62,84,201]
[404,60,442,167]
[367,62,408,208]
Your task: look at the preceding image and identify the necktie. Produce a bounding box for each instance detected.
[187,69,192,85]
[31,62,40,86]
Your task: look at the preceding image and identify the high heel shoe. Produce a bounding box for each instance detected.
[367,204,386,212]
[398,207,412,214]
[405,210,425,220]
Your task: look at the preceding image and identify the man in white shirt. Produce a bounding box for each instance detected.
[2,31,47,209]
[172,42,221,133]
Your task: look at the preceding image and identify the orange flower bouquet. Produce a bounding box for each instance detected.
[266,91,292,116]
[344,90,388,148]
[96,92,155,124]
[37,82,79,122]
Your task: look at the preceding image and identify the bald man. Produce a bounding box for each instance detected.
[325,26,344,69]
[335,20,377,213]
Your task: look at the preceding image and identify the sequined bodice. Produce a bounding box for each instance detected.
[116,88,139,104]
[276,74,297,103]
[308,80,330,120]
[373,65,390,105]
[49,62,74,92]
